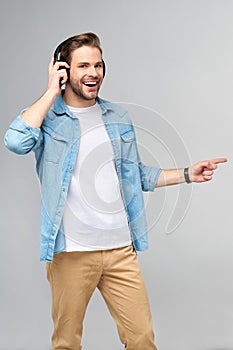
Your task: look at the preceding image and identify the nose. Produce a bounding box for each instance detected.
[87,65,98,77]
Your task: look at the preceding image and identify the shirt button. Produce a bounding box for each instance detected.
[62,187,66,192]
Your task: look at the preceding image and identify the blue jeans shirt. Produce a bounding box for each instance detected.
[4,95,161,261]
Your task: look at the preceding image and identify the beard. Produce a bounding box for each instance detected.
[69,77,101,101]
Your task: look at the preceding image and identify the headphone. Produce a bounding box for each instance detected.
[53,39,106,80]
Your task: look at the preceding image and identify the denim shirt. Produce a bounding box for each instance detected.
[4,95,161,262]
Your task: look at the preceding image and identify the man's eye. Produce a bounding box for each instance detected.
[79,65,87,68]
[96,64,103,68]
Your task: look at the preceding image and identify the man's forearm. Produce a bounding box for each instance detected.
[21,89,58,128]
[156,168,187,187]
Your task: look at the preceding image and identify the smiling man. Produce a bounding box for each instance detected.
[64,45,103,105]
[4,32,227,350]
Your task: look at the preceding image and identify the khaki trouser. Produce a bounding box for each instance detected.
[46,245,157,350]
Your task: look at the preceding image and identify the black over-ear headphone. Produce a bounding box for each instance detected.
[53,39,106,79]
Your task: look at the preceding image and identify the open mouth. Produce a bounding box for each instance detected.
[83,81,98,87]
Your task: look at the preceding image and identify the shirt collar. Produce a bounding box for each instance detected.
[51,94,113,118]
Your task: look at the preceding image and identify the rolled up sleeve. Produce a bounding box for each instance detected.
[139,162,162,191]
[4,112,43,155]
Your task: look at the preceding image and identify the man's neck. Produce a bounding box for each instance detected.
[63,90,96,108]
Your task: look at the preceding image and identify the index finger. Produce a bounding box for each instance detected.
[54,61,70,69]
[211,158,228,164]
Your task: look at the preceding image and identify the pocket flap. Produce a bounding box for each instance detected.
[120,130,135,142]
[42,125,66,142]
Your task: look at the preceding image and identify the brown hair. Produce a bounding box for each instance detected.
[55,32,102,65]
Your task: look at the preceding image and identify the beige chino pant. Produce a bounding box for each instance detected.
[46,245,157,350]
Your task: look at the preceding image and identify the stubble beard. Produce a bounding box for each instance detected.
[69,79,101,101]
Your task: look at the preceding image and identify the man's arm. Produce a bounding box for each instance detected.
[21,58,69,128]
[156,158,228,187]
[4,58,70,154]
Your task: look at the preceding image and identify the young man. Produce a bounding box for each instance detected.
[4,32,227,350]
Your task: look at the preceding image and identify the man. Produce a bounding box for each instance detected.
[4,32,227,350]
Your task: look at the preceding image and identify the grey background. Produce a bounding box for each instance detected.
[0,0,232,349]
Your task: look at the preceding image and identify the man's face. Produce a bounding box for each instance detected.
[67,45,104,106]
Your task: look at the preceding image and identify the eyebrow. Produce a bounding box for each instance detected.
[77,61,103,65]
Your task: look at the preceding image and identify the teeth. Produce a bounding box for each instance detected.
[84,82,97,86]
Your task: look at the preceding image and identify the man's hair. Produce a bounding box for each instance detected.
[56,32,102,65]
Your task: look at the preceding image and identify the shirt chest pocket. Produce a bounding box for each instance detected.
[42,126,67,164]
[120,130,138,163]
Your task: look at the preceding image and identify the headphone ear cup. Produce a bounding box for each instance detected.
[54,49,59,63]
[66,67,70,81]
[54,42,70,82]
[53,42,64,63]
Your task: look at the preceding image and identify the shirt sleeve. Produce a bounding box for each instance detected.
[4,111,43,155]
[130,121,162,191]
[138,162,162,191]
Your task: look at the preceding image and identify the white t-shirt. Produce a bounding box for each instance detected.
[63,103,132,251]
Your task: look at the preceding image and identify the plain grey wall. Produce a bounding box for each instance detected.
[1,1,232,349]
